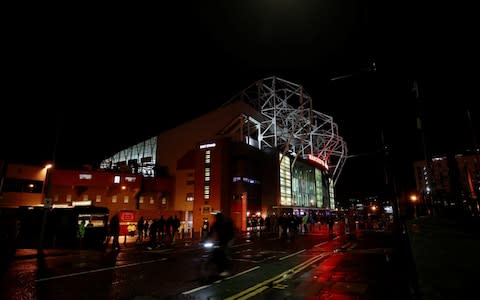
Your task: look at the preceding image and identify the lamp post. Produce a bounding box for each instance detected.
[410,194,418,219]
[38,163,53,257]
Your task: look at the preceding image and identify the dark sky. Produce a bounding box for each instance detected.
[3,2,479,201]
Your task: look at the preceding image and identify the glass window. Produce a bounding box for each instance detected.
[79,174,92,180]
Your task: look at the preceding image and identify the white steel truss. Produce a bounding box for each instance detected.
[222,76,348,185]
[99,136,157,177]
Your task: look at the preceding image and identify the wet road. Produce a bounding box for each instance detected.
[245,231,417,299]
[1,226,417,299]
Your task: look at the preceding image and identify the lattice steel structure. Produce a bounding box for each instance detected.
[222,76,348,185]
[99,136,157,177]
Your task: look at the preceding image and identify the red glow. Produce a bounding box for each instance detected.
[307,154,329,170]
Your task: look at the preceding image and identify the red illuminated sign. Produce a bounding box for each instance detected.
[307,154,329,170]
[119,210,135,222]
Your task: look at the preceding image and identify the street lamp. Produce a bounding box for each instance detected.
[410,194,418,219]
[38,163,53,257]
[41,163,53,196]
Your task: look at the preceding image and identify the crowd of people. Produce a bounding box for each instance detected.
[104,214,183,251]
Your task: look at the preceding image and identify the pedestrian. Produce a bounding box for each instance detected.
[109,213,120,250]
[136,216,145,245]
[77,219,86,249]
[171,215,180,244]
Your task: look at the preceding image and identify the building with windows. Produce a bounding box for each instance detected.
[1,77,348,237]
[413,152,480,214]
[100,76,348,234]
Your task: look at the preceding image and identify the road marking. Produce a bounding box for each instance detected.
[279,249,305,260]
[273,283,288,289]
[225,252,330,300]
[314,241,328,247]
[35,258,168,282]
[181,266,260,295]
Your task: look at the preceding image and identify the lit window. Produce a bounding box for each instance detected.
[139,196,144,203]
[205,167,211,182]
[79,174,92,180]
[112,195,117,203]
[125,176,136,182]
[96,195,101,203]
[186,193,194,202]
[204,185,210,199]
[124,196,129,203]
[114,175,121,184]
[205,150,211,164]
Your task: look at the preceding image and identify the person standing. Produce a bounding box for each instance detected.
[136,216,145,245]
[77,220,86,249]
[171,215,180,244]
[109,213,120,251]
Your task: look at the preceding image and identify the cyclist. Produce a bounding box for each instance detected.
[208,211,235,276]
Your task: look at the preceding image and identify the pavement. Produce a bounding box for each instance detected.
[405,214,480,299]
[12,235,195,260]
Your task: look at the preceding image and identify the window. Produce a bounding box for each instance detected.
[205,150,211,164]
[96,195,101,203]
[125,176,136,182]
[79,174,92,180]
[201,205,211,215]
[186,193,194,202]
[124,196,129,203]
[205,167,211,182]
[2,178,43,193]
[204,185,210,199]
[112,195,117,203]
[113,175,121,184]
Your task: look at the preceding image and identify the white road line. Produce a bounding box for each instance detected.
[35,258,168,282]
[314,241,328,247]
[279,249,305,261]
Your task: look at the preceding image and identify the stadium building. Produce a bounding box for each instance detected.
[99,77,348,234]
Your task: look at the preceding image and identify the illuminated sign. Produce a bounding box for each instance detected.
[307,154,329,170]
[120,211,135,222]
[200,142,216,149]
[72,200,92,207]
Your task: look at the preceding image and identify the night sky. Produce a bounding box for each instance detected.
[3,2,478,202]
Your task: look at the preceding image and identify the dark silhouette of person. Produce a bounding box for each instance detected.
[136,216,145,245]
[158,215,166,243]
[109,213,120,250]
[171,215,180,244]
[208,211,235,276]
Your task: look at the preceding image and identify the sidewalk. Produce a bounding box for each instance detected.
[406,215,480,299]
[13,234,200,260]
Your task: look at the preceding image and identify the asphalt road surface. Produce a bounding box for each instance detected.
[1,225,418,300]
